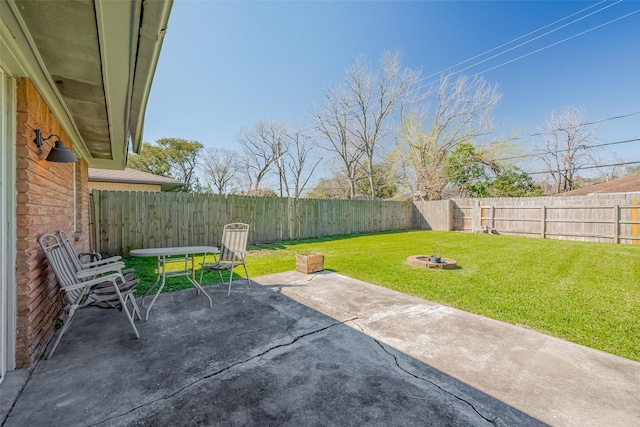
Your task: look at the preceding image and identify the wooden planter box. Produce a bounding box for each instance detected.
[296,253,324,274]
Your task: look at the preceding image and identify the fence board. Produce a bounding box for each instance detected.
[91,191,640,256]
[451,194,640,243]
[93,191,414,256]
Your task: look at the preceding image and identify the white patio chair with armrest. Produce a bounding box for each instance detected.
[38,233,141,359]
[199,223,251,296]
[58,230,139,308]
[58,230,124,269]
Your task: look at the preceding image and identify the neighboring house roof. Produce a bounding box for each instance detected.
[1,0,173,169]
[560,174,640,196]
[89,168,185,192]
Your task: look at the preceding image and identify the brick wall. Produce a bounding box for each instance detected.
[15,78,90,367]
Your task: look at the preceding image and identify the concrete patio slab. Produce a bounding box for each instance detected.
[258,271,640,427]
[1,271,638,426]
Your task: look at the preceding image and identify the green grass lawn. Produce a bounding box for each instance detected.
[124,230,640,361]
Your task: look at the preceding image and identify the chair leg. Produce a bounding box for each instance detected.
[112,279,140,339]
[227,262,236,297]
[45,286,89,360]
[128,294,142,320]
[198,253,211,288]
[242,263,251,287]
[45,304,78,360]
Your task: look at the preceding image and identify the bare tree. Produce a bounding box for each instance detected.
[281,126,322,199]
[236,120,286,193]
[399,74,501,200]
[315,86,365,199]
[201,147,241,195]
[306,173,352,199]
[345,50,421,198]
[315,50,420,199]
[537,106,597,194]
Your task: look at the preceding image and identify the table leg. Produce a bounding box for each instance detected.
[187,275,212,308]
[145,255,168,321]
[191,254,196,282]
[140,256,162,307]
[188,252,211,306]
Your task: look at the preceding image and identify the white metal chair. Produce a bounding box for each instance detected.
[199,223,251,296]
[58,230,139,308]
[38,233,141,359]
[59,230,124,270]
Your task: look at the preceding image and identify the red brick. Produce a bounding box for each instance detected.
[13,78,91,368]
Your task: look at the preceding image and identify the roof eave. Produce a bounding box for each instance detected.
[0,0,92,160]
[1,0,172,170]
[95,0,172,168]
[129,0,173,156]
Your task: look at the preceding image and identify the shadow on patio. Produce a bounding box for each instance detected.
[0,271,551,427]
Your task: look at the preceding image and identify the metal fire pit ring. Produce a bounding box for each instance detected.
[407,255,457,270]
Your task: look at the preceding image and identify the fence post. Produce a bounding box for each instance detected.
[540,205,546,239]
[490,205,495,230]
[613,204,619,244]
[632,199,638,245]
[472,200,482,232]
[446,199,454,231]
[288,198,296,240]
[92,190,101,254]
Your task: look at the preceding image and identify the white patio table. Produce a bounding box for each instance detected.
[130,246,219,320]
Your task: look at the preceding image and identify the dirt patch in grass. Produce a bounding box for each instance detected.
[249,248,294,258]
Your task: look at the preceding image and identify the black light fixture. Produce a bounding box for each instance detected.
[33,129,78,163]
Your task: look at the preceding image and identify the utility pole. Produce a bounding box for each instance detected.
[277,139,283,197]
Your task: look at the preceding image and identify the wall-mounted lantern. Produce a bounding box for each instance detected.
[33,129,78,163]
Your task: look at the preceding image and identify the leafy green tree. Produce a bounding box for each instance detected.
[489,168,544,197]
[445,143,543,197]
[445,143,493,197]
[128,138,203,192]
[128,143,171,177]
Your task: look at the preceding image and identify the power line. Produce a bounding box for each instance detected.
[414,2,640,94]
[486,111,640,146]
[469,8,640,79]
[527,159,640,176]
[305,134,640,184]
[496,138,640,162]
[424,0,623,82]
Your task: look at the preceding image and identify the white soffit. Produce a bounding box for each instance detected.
[2,0,172,169]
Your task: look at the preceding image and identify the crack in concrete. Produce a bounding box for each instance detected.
[1,361,40,426]
[90,317,357,426]
[343,318,497,426]
[370,337,498,426]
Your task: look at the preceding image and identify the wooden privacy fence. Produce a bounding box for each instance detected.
[91,191,640,256]
[450,195,640,244]
[92,191,414,256]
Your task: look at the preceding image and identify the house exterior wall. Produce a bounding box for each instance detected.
[76,164,90,240]
[89,182,161,192]
[14,78,90,368]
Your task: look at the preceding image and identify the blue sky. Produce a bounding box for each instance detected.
[144,1,640,177]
